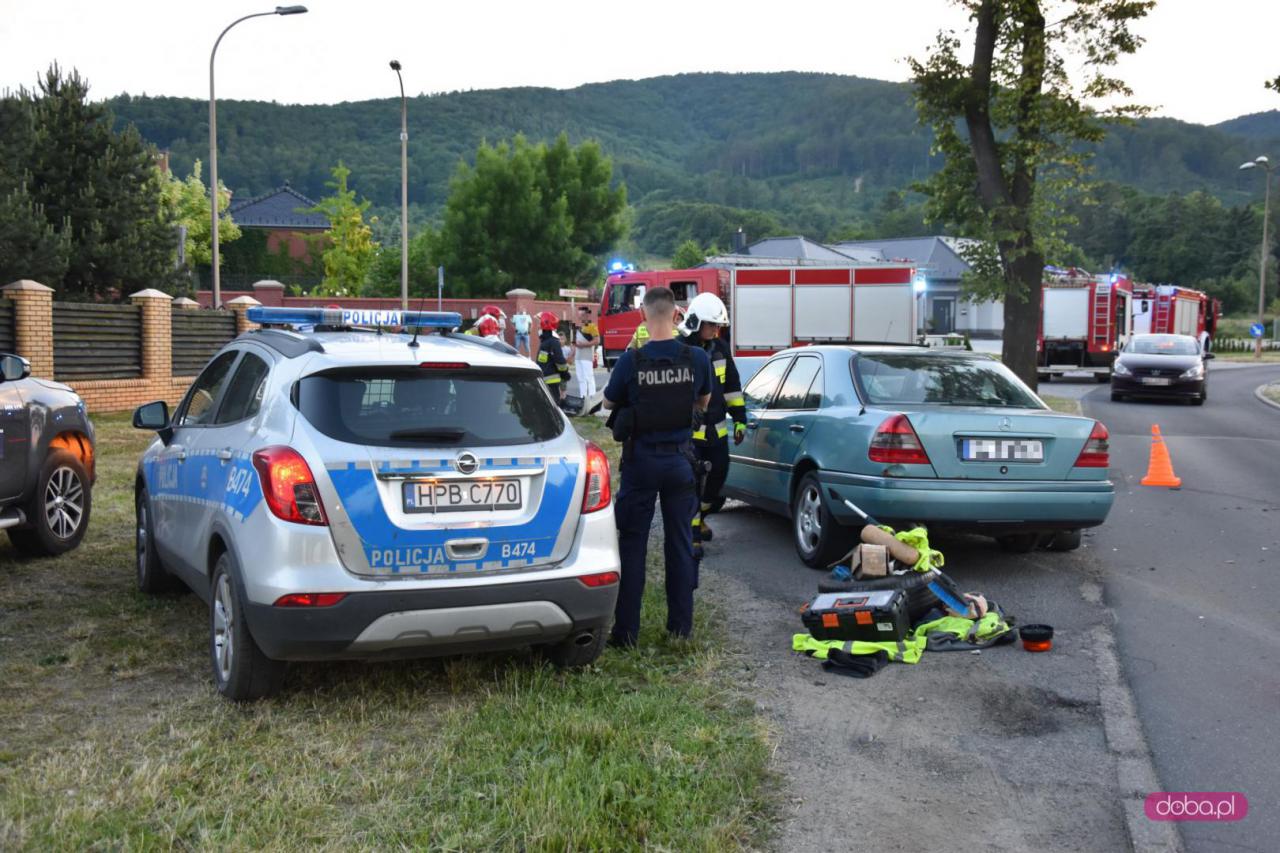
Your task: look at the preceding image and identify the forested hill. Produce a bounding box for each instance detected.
[106,72,1277,245]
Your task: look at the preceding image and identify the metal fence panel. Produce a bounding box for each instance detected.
[0,301,14,354]
[53,302,143,380]
[171,309,237,376]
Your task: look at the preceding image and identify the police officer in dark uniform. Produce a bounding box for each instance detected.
[678,292,746,553]
[603,287,712,647]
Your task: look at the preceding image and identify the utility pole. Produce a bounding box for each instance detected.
[390,60,409,310]
[209,6,308,309]
[1240,156,1274,359]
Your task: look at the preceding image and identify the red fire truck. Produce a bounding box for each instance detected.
[1037,269,1134,382]
[1130,283,1221,340]
[1038,270,1220,381]
[599,261,918,363]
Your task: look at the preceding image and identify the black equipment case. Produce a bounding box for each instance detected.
[801,589,911,642]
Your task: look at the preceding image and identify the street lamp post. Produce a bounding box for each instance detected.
[209,5,308,309]
[1240,155,1275,359]
[390,60,409,310]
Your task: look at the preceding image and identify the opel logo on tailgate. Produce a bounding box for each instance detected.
[454,451,480,475]
[998,417,1012,432]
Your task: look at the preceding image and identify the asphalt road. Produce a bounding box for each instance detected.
[699,488,1137,849]
[1079,363,1280,853]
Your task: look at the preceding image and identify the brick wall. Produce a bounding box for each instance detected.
[3,278,601,414]
[3,281,196,414]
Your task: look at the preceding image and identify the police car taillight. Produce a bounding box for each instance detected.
[252,446,328,525]
[582,441,611,513]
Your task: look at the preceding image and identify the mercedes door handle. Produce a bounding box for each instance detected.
[217,449,233,463]
[789,424,805,433]
[746,421,759,431]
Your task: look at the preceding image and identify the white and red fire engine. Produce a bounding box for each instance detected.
[1038,268,1220,380]
[599,258,918,363]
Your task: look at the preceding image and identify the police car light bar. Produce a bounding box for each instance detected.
[245,306,462,330]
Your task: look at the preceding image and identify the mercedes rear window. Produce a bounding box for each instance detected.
[854,353,1043,409]
[295,366,564,447]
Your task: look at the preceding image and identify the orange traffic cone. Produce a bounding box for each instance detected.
[1140,425,1182,488]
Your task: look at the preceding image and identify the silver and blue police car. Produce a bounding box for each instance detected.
[132,307,619,700]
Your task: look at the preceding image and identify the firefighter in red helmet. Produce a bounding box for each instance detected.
[536,311,569,400]
[476,315,501,340]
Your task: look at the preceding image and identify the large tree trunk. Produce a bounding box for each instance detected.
[1002,242,1044,390]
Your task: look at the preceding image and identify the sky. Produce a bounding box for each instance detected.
[1,0,1276,126]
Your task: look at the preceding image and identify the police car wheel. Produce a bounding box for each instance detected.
[792,472,855,569]
[210,553,286,701]
[544,626,606,669]
[7,450,92,557]
[135,486,183,594]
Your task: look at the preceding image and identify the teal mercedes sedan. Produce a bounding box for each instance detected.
[722,345,1114,567]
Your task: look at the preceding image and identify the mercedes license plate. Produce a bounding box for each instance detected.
[1141,377,1172,386]
[402,478,522,513]
[961,438,1044,462]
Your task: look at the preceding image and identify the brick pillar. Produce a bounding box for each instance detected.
[252,279,286,307]
[130,288,173,393]
[3,279,55,378]
[226,295,261,333]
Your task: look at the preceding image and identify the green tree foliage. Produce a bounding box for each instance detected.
[1067,183,1276,314]
[160,159,240,269]
[1,66,177,298]
[105,71,1273,261]
[633,201,783,256]
[0,181,72,285]
[364,227,438,298]
[432,134,627,296]
[910,0,1154,386]
[671,239,708,268]
[305,163,378,297]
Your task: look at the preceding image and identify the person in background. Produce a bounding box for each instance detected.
[677,293,746,554]
[477,315,502,341]
[512,308,533,358]
[574,306,599,398]
[603,287,711,648]
[536,311,569,401]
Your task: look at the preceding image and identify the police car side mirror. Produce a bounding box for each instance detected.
[133,400,173,443]
[1203,352,1215,360]
[0,353,30,382]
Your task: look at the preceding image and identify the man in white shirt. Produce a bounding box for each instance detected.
[573,306,598,398]
[511,310,533,358]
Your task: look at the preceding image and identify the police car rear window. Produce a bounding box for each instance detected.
[295,367,564,447]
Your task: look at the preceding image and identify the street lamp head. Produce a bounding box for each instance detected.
[275,5,308,15]
[1256,156,1270,165]
[1240,162,1257,171]
[390,60,402,71]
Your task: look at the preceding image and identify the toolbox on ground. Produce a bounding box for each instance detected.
[802,590,911,642]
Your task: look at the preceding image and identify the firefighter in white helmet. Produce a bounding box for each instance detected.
[678,292,746,557]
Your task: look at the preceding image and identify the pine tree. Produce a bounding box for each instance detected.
[0,65,177,298]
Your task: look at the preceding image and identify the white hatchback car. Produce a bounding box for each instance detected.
[133,307,619,700]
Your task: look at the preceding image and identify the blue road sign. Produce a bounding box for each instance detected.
[1250,323,1265,338]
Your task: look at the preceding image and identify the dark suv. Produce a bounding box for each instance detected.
[0,353,96,556]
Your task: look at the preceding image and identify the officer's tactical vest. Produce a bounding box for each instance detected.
[633,345,695,435]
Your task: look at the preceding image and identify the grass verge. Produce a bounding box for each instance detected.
[1040,396,1083,415]
[1263,383,1280,405]
[0,413,773,850]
